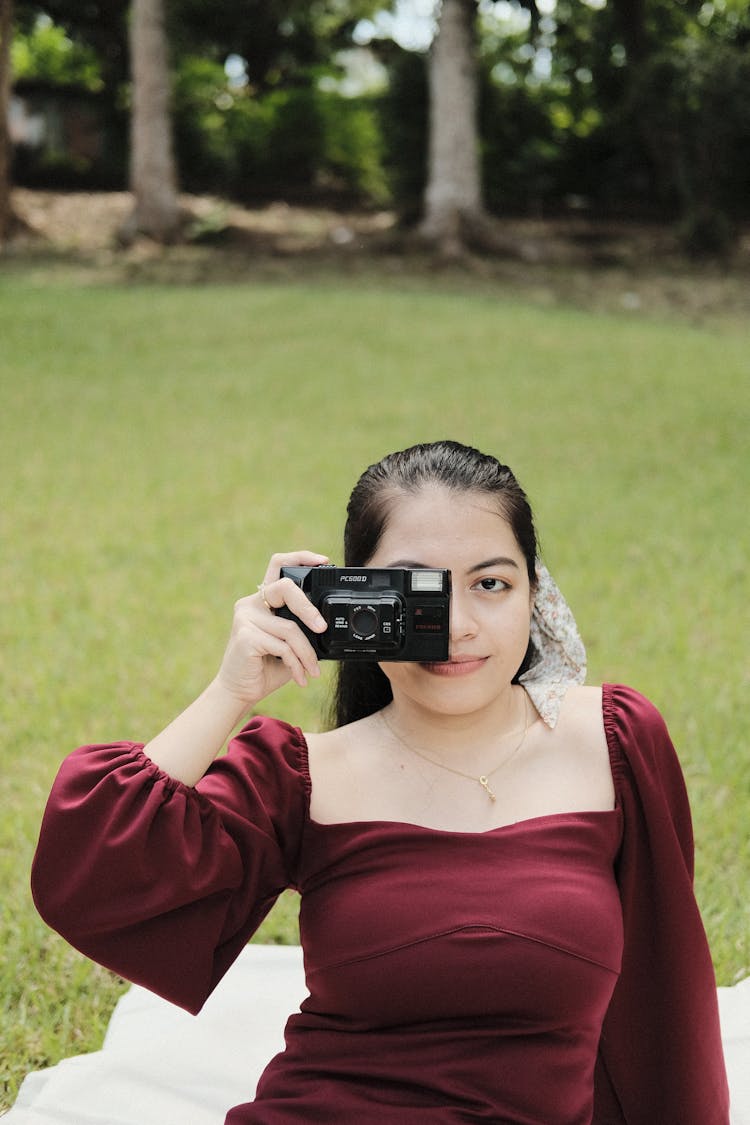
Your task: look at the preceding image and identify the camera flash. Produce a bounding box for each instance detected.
[409,570,444,593]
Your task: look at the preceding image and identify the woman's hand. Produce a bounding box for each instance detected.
[142,552,330,785]
[215,551,331,708]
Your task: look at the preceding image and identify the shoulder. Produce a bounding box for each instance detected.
[553,684,607,755]
[303,716,375,766]
[554,685,612,785]
[552,684,682,814]
[552,682,673,766]
[303,717,386,825]
[557,682,604,724]
[558,683,671,745]
[521,686,614,814]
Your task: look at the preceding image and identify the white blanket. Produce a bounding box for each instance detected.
[7,946,750,1124]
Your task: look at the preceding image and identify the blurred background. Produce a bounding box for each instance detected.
[2,0,750,256]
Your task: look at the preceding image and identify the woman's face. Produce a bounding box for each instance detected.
[365,485,534,719]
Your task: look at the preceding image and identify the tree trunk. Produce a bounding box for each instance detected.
[120,0,180,244]
[0,0,13,245]
[419,0,483,256]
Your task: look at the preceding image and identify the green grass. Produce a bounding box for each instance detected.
[1,271,748,1111]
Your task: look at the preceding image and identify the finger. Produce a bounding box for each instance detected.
[262,551,331,586]
[232,597,322,669]
[249,611,323,680]
[279,622,323,680]
[261,576,328,634]
[259,629,312,688]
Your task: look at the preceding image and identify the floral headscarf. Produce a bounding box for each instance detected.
[519,561,587,728]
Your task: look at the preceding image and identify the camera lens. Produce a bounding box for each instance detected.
[351,606,378,639]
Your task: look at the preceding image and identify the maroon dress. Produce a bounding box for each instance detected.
[31,685,730,1124]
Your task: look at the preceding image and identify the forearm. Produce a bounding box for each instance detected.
[142,677,250,786]
[143,550,329,785]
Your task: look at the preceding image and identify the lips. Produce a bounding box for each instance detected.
[421,655,489,677]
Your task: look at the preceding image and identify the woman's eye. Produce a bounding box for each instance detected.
[474,577,509,592]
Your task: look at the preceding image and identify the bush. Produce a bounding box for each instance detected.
[317,92,389,206]
[378,49,429,223]
[173,59,388,206]
[10,19,126,190]
[12,17,103,91]
[235,85,326,199]
[172,58,235,194]
[625,37,750,240]
[480,79,562,216]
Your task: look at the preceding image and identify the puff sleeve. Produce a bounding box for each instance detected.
[593,684,730,1124]
[31,716,310,1014]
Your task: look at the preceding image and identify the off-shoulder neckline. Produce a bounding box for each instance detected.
[279,683,626,838]
[304,806,622,838]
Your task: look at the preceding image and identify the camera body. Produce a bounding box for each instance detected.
[277,565,451,662]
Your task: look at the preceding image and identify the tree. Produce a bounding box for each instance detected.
[120,0,380,238]
[418,0,481,254]
[119,0,179,243]
[0,0,12,243]
[418,0,538,256]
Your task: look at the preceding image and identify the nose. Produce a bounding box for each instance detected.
[449,587,479,643]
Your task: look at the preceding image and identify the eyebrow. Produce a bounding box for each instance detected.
[386,556,521,573]
[467,556,521,574]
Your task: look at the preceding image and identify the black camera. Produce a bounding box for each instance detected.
[277,566,451,661]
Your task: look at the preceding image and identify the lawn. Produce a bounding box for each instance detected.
[1,271,748,1110]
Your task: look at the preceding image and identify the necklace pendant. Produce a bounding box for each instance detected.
[478,775,497,802]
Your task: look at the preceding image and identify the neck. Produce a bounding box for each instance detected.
[383,686,527,755]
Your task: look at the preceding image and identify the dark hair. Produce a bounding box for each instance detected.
[328,441,539,728]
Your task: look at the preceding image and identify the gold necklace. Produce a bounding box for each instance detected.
[379,695,531,803]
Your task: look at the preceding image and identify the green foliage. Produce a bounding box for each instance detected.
[10,1,750,230]
[14,1,130,90]
[243,84,327,194]
[318,91,389,204]
[475,0,750,231]
[170,0,382,91]
[12,16,103,90]
[378,48,428,222]
[173,60,388,205]
[628,36,750,235]
[480,76,561,215]
[171,57,234,192]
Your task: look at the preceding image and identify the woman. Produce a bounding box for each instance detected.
[32,441,729,1124]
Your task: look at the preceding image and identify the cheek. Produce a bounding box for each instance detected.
[500,603,533,665]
